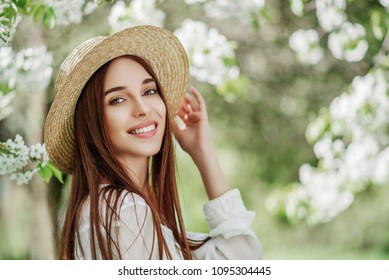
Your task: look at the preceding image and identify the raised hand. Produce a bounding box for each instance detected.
[172,87,230,200]
[172,87,213,160]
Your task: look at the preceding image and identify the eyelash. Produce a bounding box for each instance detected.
[109,97,125,105]
[144,88,159,96]
[108,88,159,105]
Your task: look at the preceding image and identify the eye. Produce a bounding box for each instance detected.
[109,97,126,105]
[144,88,159,96]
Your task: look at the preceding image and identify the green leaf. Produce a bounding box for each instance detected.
[3,2,18,20]
[250,14,260,31]
[47,161,64,184]
[0,82,13,94]
[371,10,385,40]
[43,7,56,29]
[15,0,27,9]
[216,75,251,98]
[32,4,46,22]
[38,165,53,183]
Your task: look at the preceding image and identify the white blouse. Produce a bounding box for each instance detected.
[75,188,262,260]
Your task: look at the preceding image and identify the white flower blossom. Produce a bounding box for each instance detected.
[0,46,52,121]
[379,0,389,9]
[44,0,84,26]
[0,47,17,92]
[290,0,304,16]
[108,0,165,32]
[372,147,389,184]
[15,46,53,93]
[330,70,389,135]
[328,22,368,62]
[0,47,16,119]
[1,135,50,185]
[0,0,20,47]
[0,90,15,120]
[43,0,98,26]
[289,164,355,224]
[10,169,37,186]
[280,65,389,224]
[272,0,389,225]
[0,46,52,95]
[315,0,346,32]
[184,0,205,4]
[313,134,333,159]
[175,19,239,85]
[305,114,328,143]
[184,0,264,25]
[203,0,265,23]
[29,143,49,167]
[0,135,29,175]
[84,1,98,15]
[289,29,324,65]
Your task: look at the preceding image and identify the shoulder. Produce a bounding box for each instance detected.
[78,187,152,235]
[98,186,150,217]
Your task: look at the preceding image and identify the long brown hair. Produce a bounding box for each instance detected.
[59,55,195,259]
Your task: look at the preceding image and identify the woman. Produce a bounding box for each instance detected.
[44,25,262,260]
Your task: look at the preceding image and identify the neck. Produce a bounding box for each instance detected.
[101,156,150,193]
[121,156,149,191]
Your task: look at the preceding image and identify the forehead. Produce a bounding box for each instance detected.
[104,57,153,87]
[107,57,150,75]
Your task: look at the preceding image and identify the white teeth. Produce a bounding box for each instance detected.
[130,124,156,134]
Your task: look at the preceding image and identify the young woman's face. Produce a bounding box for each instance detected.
[103,57,166,164]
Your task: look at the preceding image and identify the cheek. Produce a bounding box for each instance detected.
[151,97,167,120]
[160,100,167,119]
[103,109,124,136]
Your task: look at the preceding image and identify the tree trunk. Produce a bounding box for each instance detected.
[2,17,56,259]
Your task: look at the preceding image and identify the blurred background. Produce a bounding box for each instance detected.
[1,0,389,259]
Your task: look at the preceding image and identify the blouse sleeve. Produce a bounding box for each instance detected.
[187,189,263,260]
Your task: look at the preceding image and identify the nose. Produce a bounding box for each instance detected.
[131,97,150,118]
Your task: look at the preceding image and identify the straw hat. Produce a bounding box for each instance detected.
[44,25,189,174]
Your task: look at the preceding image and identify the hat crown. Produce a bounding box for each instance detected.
[55,36,105,97]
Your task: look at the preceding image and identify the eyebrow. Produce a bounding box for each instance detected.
[104,78,156,96]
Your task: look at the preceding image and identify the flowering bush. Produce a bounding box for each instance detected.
[174,19,239,86]
[108,0,165,31]
[0,45,52,121]
[268,65,389,224]
[0,135,62,185]
[43,0,98,26]
[184,0,265,28]
[0,42,54,186]
[289,29,324,65]
[0,0,56,47]
[0,0,20,48]
[328,22,368,62]
[0,0,107,48]
[268,0,389,224]
[288,0,371,65]
[107,2,241,90]
[315,0,346,32]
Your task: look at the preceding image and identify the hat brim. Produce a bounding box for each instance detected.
[44,25,189,174]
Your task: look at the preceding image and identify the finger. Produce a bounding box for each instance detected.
[186,111,202,124]
[184,92,200,112]
[181,99,193,114]
[190,87,206,111]
[177,94,194,114]
[177,110,188,123]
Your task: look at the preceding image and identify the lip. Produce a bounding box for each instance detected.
[127,120,158,138]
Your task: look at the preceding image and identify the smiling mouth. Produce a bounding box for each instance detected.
[129,123,157,135]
